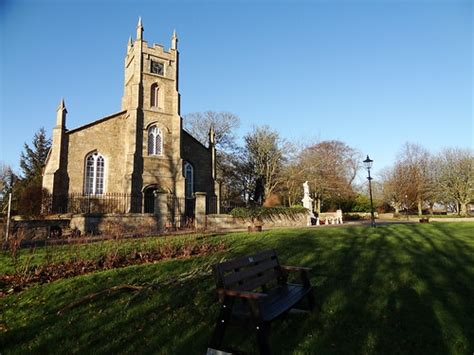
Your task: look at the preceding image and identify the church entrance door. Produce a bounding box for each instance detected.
[144,187,157,213]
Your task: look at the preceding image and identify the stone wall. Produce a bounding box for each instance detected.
[206,212,309,231]
[70,214,160,235]
[6,214,161,241]
[9,217,71,241]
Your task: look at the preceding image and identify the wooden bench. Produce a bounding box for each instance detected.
[209,249,315,354]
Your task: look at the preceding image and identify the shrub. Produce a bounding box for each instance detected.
[262,194,280,207]
[351,194,371,212]
[343,213,365,221]
[230,206,308,220]
[16,185,45,216]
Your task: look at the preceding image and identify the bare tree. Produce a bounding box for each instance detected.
[379,163,412,214]
[183,111,243,201]
[183,111,240,151]
[434,148,473,215]
[297,140,361,213]
[244,126,290,202]
[0,163,17,213]
[395,143,433,216]
[279,160,306,206]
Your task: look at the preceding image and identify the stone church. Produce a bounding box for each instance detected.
[42,18,216,214]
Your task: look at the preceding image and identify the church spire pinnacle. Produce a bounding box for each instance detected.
[57,98,66,111]
[171,29,178,50]
[127,36,132,50]
[209,125,216,180]
[136,17,143,40]
[208,125,215,145]
[56,98,67,127]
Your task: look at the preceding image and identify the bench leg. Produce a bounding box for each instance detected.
[256,322,271,355]
[209,300,233,349]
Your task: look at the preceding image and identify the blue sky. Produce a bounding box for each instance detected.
[0,0,472,179]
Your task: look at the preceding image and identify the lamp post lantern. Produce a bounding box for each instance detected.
[363,155,376,227]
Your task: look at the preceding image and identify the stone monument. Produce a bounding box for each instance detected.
[302,181,315,226]
[336,209,343,224]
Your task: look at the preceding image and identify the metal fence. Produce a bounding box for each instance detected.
[167,196,195,228]
[206,196,247,214]
[42,192,247,219]
[42,193,144,214]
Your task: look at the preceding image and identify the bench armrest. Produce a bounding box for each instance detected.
[217,288,268,300]
[280,265,312,288]
[281,265,312,272]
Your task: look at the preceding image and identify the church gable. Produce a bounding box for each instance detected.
[66,111,128,194]
[181,130,214,196]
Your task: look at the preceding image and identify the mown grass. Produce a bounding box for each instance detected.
[1,223,473,354]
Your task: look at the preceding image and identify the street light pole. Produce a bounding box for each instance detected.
[363,155,376,227]
[405,194,409,221]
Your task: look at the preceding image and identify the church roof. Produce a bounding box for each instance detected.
[182,128,209,150]
[66,110,127,134]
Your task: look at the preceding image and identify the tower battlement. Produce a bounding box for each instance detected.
[122,18,179,113]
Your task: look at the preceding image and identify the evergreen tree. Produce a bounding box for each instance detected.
[19,127,51,182]
[14,128,51,215]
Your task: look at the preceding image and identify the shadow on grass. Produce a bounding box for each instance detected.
[1,224,473,354]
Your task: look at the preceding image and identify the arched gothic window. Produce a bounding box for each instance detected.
[84,152,105,195]
[148,125,163,156]
[150,83,159,107]
[184,161,194,198]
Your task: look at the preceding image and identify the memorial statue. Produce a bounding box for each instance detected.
[302,181,315,226]
[303,181,310,197]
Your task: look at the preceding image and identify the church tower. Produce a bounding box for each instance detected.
[121,18,185,208]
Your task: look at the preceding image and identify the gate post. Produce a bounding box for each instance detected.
[154,191,169,230]
[195,192,207,230]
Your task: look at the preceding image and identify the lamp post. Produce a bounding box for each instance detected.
[5,170,15,242]
[363,155,376,227]
[404,194,409,221]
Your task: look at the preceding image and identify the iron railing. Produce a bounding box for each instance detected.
[166,196,195,228]
[206,196,247,214]
[42,192,244,217]
[42,193,144,214]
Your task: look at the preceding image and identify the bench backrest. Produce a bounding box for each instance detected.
[213,249,283,292]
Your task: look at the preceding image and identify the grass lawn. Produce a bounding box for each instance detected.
[1,223,473,354]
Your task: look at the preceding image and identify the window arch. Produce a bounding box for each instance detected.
[150,83,159,107]
[184,161,194,198]
[148,125,163,156]
[84,152,105,195]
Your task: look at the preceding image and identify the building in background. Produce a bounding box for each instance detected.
[42,18,217,214]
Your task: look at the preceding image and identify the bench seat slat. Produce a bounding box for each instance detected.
[217,250,277,273]
[235,269,279,292]
[261,284,312,321]
[230,285,312,321]
[223,258,279,287]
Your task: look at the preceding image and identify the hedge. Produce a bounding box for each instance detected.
[229,206,308,220]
